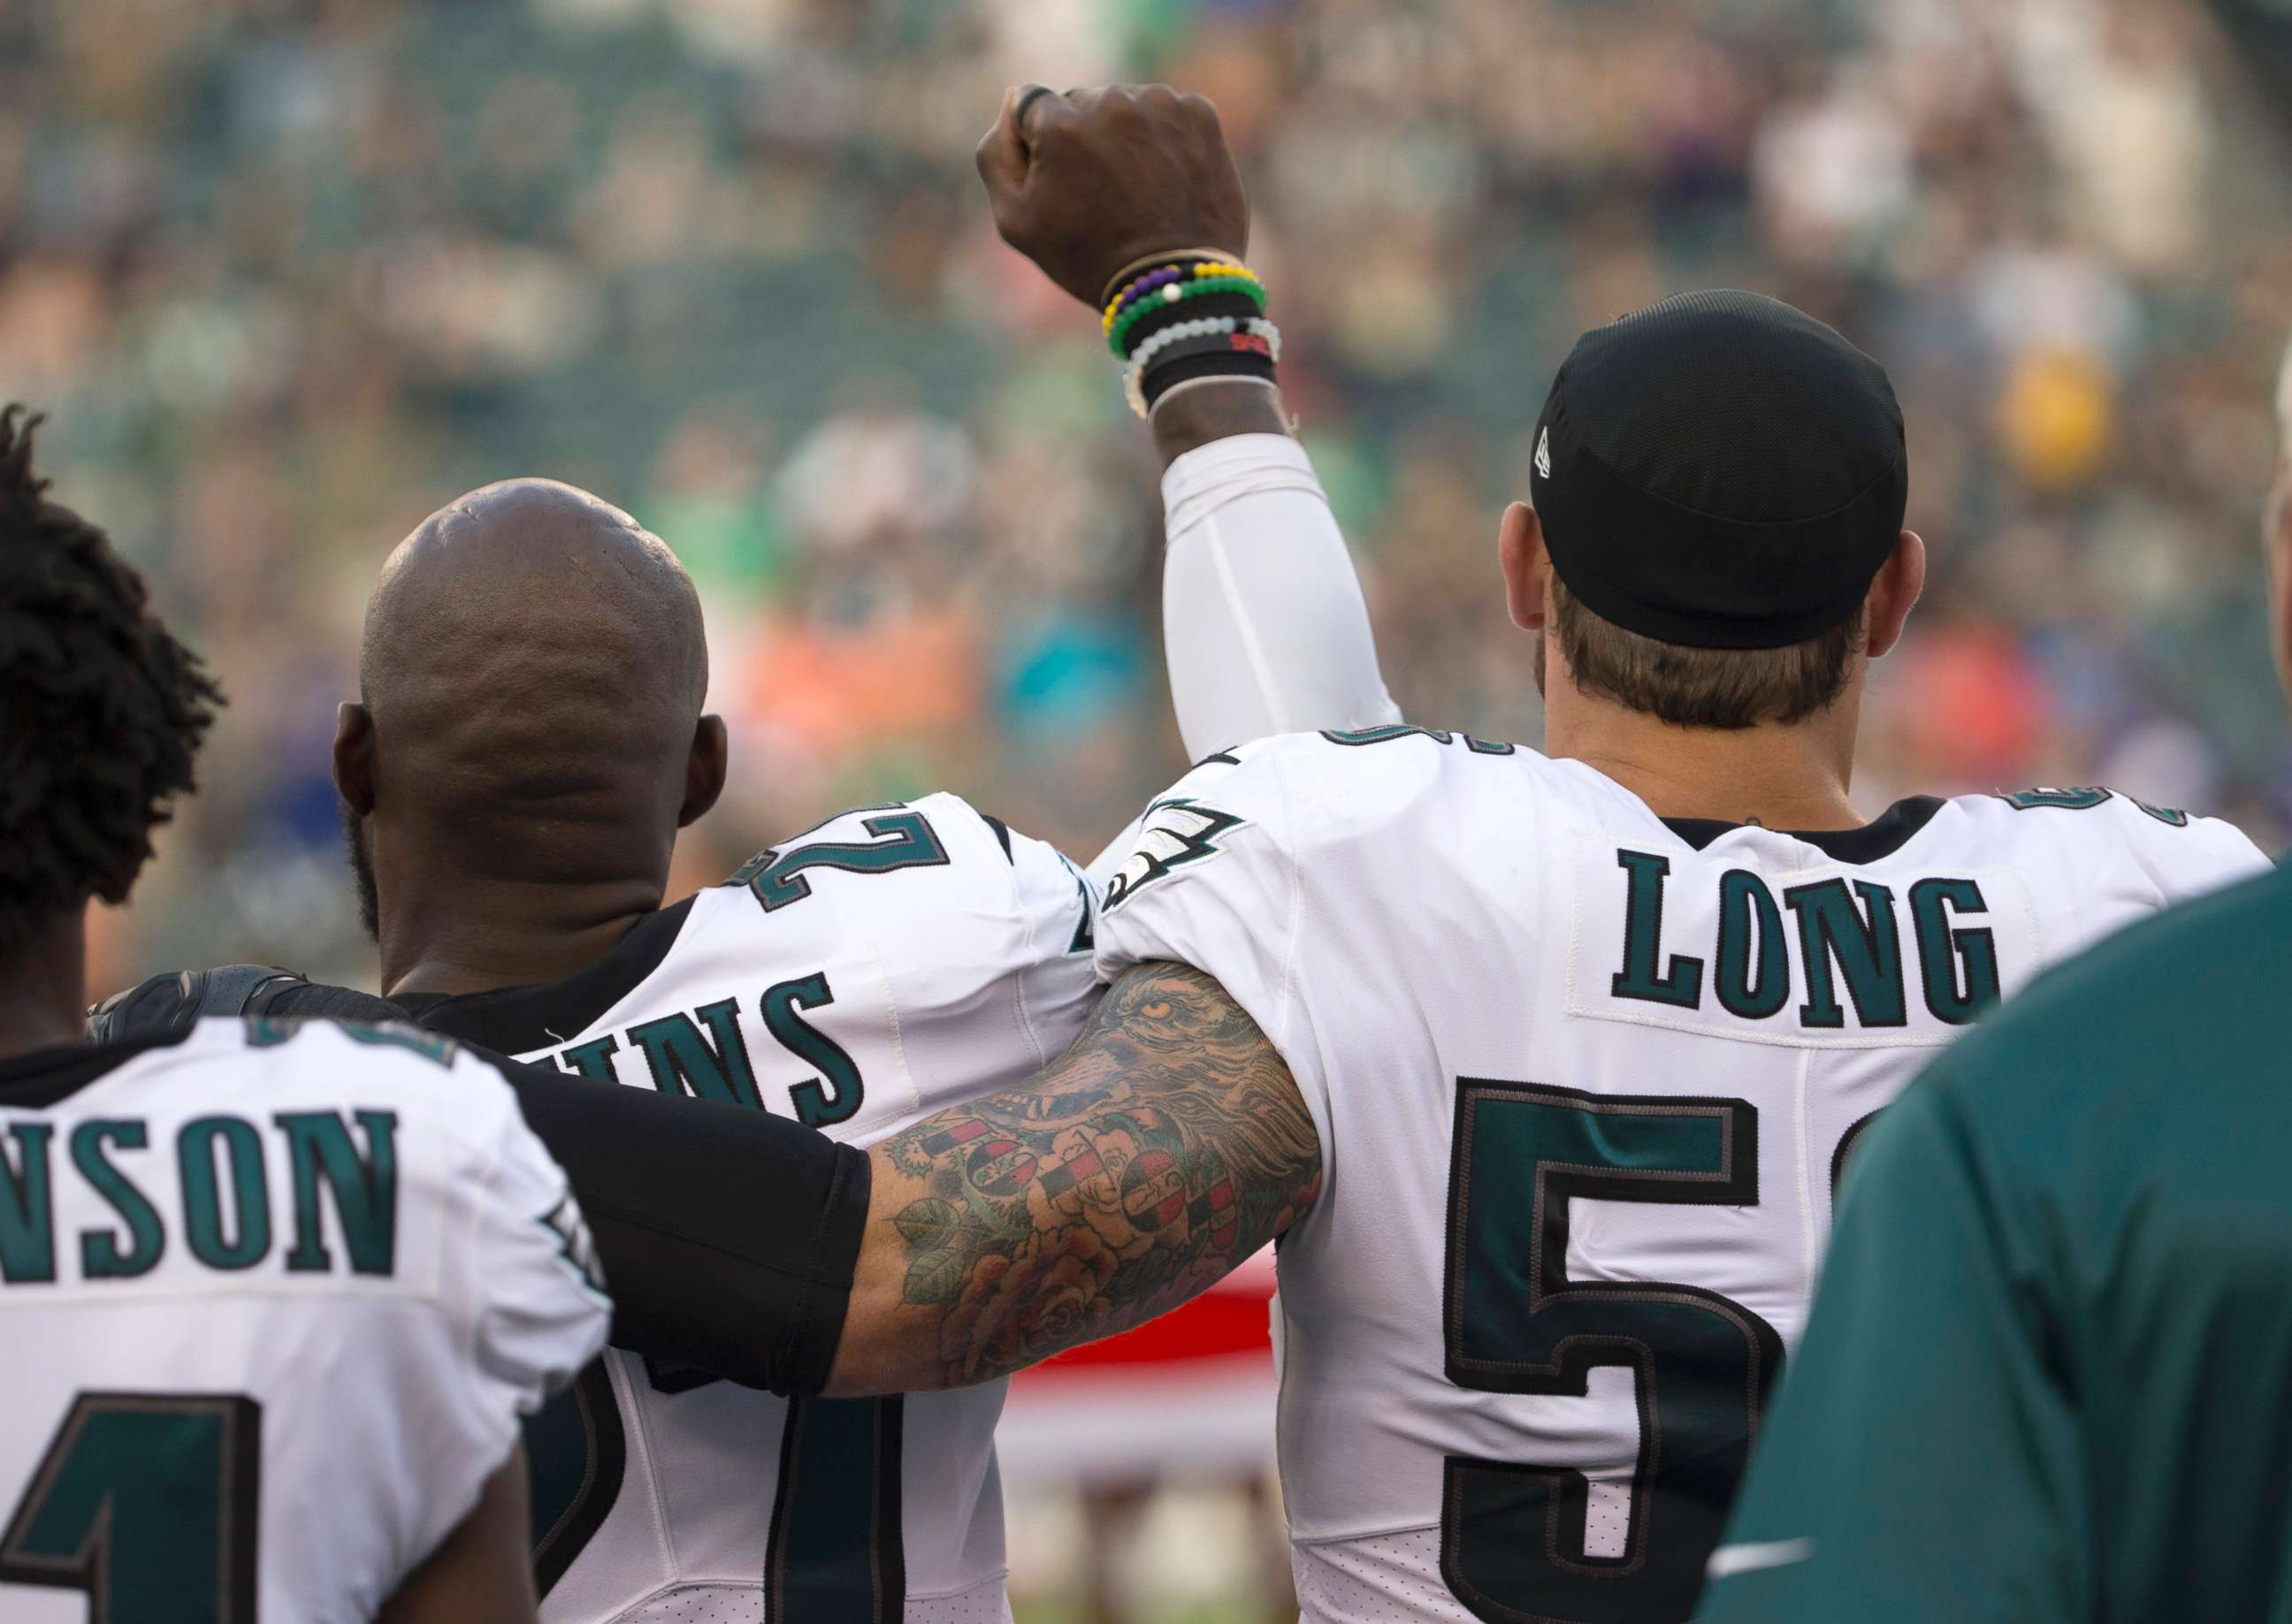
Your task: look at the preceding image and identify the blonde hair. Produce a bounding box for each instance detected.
[1547,573,1868,729]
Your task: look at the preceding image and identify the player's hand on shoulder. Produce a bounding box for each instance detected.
[88,964,408,1044]
[975,82,1248,309]
[87,964,302,1043]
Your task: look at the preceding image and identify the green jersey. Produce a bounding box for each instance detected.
[1700,861,2292,1624]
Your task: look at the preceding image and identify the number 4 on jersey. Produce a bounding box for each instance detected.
[1,1392,260,1624]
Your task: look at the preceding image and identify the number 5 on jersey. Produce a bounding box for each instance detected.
[1441,1082,1782,1624]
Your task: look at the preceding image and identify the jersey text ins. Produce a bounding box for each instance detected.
[541,980,863,1127]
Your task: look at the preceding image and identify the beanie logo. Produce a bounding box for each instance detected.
[1535,428,1553,481]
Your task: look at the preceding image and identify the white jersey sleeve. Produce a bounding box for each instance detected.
[1086,433,1399,884]
[2094,789,2271,905]
[676,792,1103,1131]
[0,1018,610,1624]
[1090,738,1326,1132]
[457,1049,615,1439]
[1159,434,1402,759]
[367,1033,615,1589]
[842,794,1101,1122]
[995,813,1106,1074]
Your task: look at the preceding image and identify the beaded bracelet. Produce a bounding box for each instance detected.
[1108,275,1269,357]
[1124,316,1281,390]
[1128,314,1238,371]
[1127,318,1283,416]
[1097,245,1236,312]
[1103,265,1188,334]
[1127,322,1239,416]
[1107,273,1264,354]
[1105,264,1262,339]
[1102,260,1262,338]
[1116,291,1264,367]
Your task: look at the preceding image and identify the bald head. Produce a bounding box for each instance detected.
[337,479,728,964]
[364,477,707,717]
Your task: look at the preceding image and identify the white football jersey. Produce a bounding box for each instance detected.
[0,1017,608,1624]
[1093,727,2269,1624]
[407,793,1098,1624]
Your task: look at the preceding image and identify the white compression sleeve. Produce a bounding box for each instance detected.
[1158,432,1402,761]
[1088,434,1405,885]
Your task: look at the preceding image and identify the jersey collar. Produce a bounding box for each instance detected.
[0,1027,199,1109]
[401,896,698,1057]
[1660,796,1947,865]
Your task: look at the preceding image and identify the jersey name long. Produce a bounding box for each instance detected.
[1092,728,2270,1624]
[411,793,1098,1624]
[0,1018,608,1624]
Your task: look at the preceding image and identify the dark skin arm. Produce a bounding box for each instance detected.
[1150,381,1292,469]
[828,962,1320,1396]
[828,90,1320,1393]
[975,84,1293,469]
[373,1447,538,1624]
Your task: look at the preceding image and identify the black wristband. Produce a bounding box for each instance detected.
[1141,349,1279,411]
[1135,329,1267,376]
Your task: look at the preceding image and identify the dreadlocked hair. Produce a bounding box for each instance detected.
[0,406,222,948]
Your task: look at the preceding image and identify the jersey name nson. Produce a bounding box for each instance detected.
[0,1016,608,1624]
[1093,726,2269,1624]
[409,794,1098,1624]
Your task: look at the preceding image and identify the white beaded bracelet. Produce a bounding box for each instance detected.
[1124,317,1284,417]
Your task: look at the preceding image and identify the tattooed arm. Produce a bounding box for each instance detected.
[825,961,1322,1396]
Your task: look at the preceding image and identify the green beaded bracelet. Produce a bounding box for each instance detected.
[1107,276,1270,358]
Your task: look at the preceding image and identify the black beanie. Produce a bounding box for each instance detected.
[1528,290,1907,651]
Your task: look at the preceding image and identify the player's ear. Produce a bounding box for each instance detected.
[679,714,729,829]
[332,702,377,817]
[1863,530,1927,661]
[1500,502,1550,631]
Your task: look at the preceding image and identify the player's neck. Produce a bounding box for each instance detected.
[378,873,668,1001]
[1548,692,1864,832]
[0,911,91,1060]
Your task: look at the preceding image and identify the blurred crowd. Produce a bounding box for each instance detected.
[4,0,2288,998]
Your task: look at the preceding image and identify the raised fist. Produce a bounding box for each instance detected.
[975,84,1249,310]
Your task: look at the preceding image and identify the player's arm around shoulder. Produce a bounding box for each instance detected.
[827,957,1319,1395]
[826,741,1322,1394]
